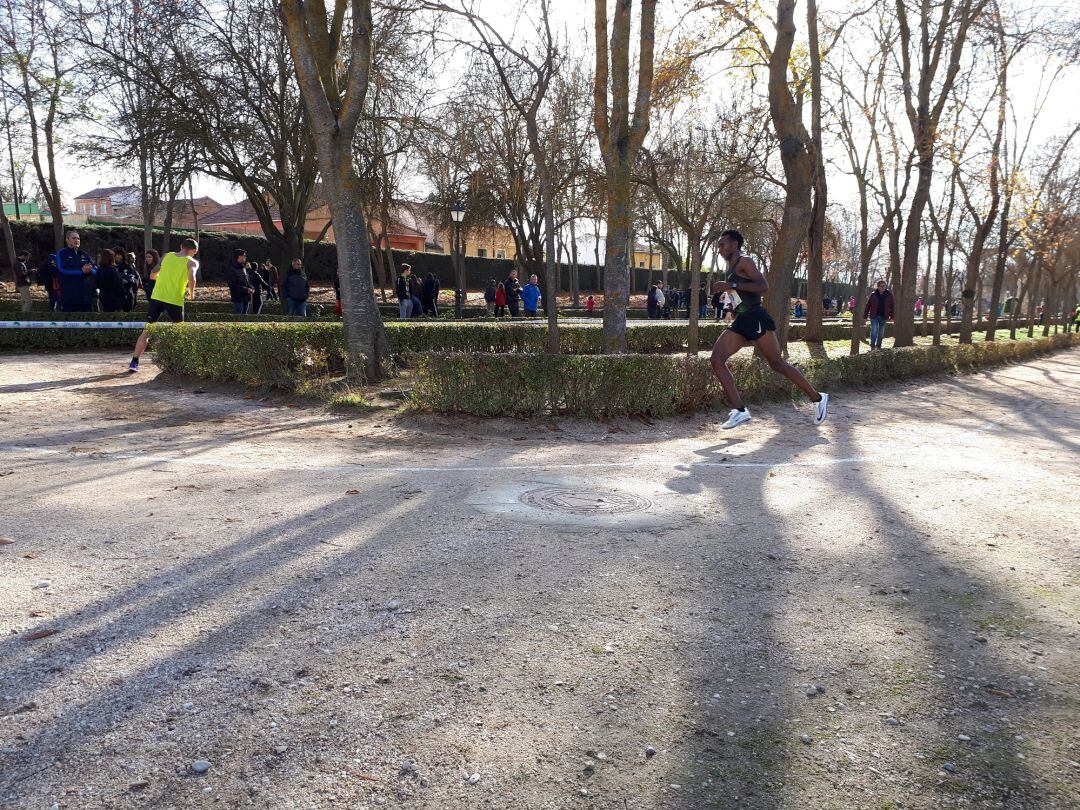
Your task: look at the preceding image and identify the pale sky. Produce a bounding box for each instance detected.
[57,0,1079,222]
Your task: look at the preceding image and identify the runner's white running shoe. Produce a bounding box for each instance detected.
[721,408,751,430]
[813,392,829,425]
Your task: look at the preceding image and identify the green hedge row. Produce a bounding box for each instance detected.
[412,333,1079,417]
[0,327,140,350]
[149,322,349,388]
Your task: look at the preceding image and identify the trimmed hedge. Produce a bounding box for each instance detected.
[149,322,349,389]
[412,333,1079,417]
[0,327,140,350]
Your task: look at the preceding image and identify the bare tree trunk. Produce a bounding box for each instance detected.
[281,0,388,378]
[983,193,1011,341]
[804,0,826,344]
[593,0,657,352]
[570,218,580,307]
[687,236,703,355]
[766,0,813,354]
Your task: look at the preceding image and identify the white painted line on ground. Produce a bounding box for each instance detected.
[0,444,870,474]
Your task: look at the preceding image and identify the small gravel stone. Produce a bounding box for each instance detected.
[386,598,402,611]
[942,762,957,773]
[467,773,480,784]
[191,760,212,774]
[801,735,813,745]
[806,688,818,697]
[884,717,901,726]
[957,734,971,742]
[645,746,657,758]
[815,685,826,694]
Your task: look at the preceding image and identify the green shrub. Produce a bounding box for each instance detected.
[149,322,350,388]
[411,333,1078,417]
[0,326,140,350]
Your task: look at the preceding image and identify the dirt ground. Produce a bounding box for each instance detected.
[1,348,1078,810]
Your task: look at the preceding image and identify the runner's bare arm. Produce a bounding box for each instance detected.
[713,256,769,294]
[186,259,198,300]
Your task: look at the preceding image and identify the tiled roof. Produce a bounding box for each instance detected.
[201,199,277,226]
[74,185,139,200]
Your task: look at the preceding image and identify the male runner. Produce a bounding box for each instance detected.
[127,238,199,373]
[709,229,828,429]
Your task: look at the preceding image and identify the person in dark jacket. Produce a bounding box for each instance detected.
[56,231,96,312]
[95,249,126,312]
[396,263,414,318]
[409,272,423,318]
[248,262,272,315]
[226,249,254,314]
[283,259,310,317]
[141,250,160,301]
[420,272,440,316]
[36,255,59,311]
[117,251,140,311]
[862,279,895,350]
[504,270,522,317]
[484,279,497,315]
[647,284,660,319]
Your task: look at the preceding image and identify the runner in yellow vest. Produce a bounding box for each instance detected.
[128,238,199,372]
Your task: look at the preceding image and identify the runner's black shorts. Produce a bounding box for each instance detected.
[146,299,184,323]
[729,305,776,341]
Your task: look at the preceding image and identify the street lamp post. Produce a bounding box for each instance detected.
[450,202,466,318]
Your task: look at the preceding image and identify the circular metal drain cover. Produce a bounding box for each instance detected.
[518,486,653,515]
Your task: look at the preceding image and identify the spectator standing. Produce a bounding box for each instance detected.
[333,269,342,316]
[862,279,895,350]
[494,281,507,317]
[915,296,923,317]
[264,262,280,300]
[283,259,310,317]
[711,289,723,322]
[118,253,140,311]
[142,250,160,301]
[37,254,59,311]
[14,250,32,313]
[504,269,522,317]
[794,300,804,318]
[849,295,856,312]
[643,282,660,319]
[586,295,595,316]
[396,264,413,318]
[409,271,423,318]
[484,279,497,315]
[698,283,708,319]
[226,249,254,314]
[522,274,541,317]
[56,231,96,312]
[421,272,440,316]
[249,262,272,315]
[96,248,126,313]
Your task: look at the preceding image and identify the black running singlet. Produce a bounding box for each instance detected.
[727,255,762,308]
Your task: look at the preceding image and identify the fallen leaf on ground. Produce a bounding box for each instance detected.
[22,628,60,641]
[990,688,1012,698]
[0,537,14,545]
[346,489,360,495]
[29,610,46,617]
[22,552,37,559]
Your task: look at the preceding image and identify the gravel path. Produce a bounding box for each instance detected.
[1,348,1078,809]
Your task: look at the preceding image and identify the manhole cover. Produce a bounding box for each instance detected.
[518,486,653,515]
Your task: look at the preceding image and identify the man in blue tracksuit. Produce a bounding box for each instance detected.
[56,231,96,312]
[521,274,541,317]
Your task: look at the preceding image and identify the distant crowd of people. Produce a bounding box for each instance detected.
[7,231,315,316]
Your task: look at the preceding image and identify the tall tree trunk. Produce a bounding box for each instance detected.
[983,193,1012,341]
[687,236,703,355]
[804,0,826,344]
[0,188,17,275]
[602,163,634,352]
[766,0,813,354]
[570,218,580,307]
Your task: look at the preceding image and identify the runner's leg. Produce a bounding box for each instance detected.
[754,331,822,402]
[709,328,751,410]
